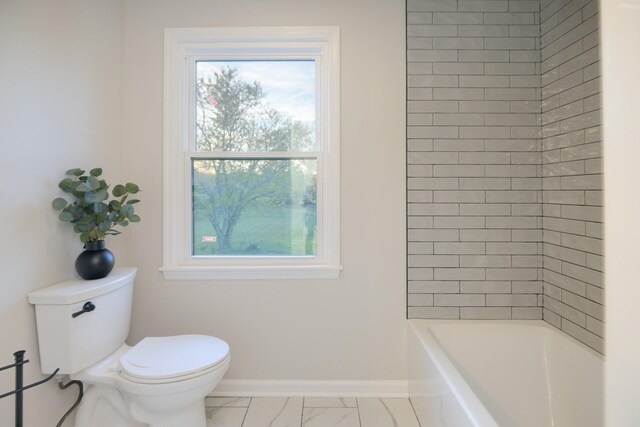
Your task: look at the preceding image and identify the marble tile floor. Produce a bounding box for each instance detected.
[205,396,421,427]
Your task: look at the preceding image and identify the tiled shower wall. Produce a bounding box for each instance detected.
[407,0,544,321]
[406,0,604,352]
[540,0,603,353]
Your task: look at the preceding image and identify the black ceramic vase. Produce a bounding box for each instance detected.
[75,241,115,280]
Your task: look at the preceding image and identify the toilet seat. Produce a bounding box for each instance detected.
[119,335,229,384]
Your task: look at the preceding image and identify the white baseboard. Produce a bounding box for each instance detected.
[209,379,409,398]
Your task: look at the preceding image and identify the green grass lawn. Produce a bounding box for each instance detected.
[193,202,316,256]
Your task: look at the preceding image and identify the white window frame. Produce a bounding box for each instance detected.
[161,27,341,280]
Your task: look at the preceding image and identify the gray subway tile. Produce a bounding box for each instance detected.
[460,100,510,113]
[408,268,435,281]
[434,190,486,203]
[409,281,460,293]
[460,76,510,88]
[433,63,485,75]
[513,307,543,319]
[434,38,485,50]
[408,177,459,190]
[461,281,511,293]
[485,37,537,50]
[435,216,487,228]
[460,229,512,241]
[408,100,459,113]
[407,12,433,24]
[459,0,508,12]
[433,165,485,177]
[487,242,539,254]
[409,255,460,268]
[460,50,510,62]
[460,307,511,319]
[545,296,587,326]
[460,255,511,267]
[487,294,538,306]
[435,242,486,254]
[408,242,434,255]
[408,293,434,306]
[484,12,535,24]
[486,268,539,280]
[409,306,459,319]
[561,318,604,353]
[433,12,484,24]
[411,228,460,242]
[434,88,485,100]
[407,0,457,12]
[435,293,486,306]
[459,25,509,37]
[544,269,587,295]
[459,203,511,216]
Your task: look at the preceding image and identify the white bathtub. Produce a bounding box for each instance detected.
[408,320,603,427]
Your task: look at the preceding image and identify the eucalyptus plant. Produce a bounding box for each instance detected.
[52,168,141,243]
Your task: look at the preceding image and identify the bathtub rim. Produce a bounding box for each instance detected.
[410,319,604,359]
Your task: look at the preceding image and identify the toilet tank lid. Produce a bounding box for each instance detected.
[119,335,229,381]
[27,268,137,305]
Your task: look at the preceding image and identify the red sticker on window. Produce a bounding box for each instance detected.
[207,95,218,106]
[202,236,217,242]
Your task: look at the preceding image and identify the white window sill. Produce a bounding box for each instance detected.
[160,265,343,280]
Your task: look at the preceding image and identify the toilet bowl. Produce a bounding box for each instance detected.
[28,268,229,427]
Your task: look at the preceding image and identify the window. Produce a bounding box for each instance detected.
[162,27,341,279]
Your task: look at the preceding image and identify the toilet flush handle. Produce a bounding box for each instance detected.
[72,302,96,318]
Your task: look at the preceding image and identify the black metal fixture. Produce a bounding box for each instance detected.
[72,301,96,318]
[0,350,59,427]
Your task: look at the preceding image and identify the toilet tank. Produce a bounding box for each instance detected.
[28,268,137,374]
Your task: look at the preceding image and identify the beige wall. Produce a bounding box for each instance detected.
[0,0,125,425]
[602,0,640,425]
[122,0,407,381]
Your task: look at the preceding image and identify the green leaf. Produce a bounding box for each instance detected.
[96,190,109,202]
[90,168,103,177]
[121,204,134,216]
[58,178,74,192]
[84,191,99,203]
[52,198,67,210]
[87,176,100,190]
[119,220,129,227]
[58,212,74,222]
[93,202,108,214]
[129,214,141,223]
[126,199,140,205]
[80,233,89,243]
[125,182,139,193]
[109,200,121,209]
[113,184,126,197]
[65,168,84,177]
[76,183,91,192]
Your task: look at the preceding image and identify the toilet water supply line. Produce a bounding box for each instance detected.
[56,378,83,427]
[0,350,83,427]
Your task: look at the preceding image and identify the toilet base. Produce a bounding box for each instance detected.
[74,385,145,427]
[132,401,206,427]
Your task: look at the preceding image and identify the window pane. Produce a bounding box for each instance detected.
[193,159,317,256]
[196,61,316,152]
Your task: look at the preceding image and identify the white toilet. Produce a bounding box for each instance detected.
[28,268,229,427]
